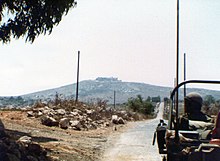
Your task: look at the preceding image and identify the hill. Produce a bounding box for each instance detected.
[21,77,172,105]
[1,77,220,107]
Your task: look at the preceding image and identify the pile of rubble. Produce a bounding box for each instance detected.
[0,122,50,161]
[26,100,141,131]
[0,99,144,161]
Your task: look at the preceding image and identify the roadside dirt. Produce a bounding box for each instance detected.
[0,110,131,161]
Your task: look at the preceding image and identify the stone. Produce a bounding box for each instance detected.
[37,111,43,117]
[42,109,52,115]
[118,117,125,124]
[70,120,81,130]
[6,153,20,161]
[87,117,92,122]
[27,155,38,161]
[72,109,81,113]
[111,115,118,124]
[27,111,34,117]
[12,149,21,159]
[70,111,79,116]
[86,109,94,115]
[0,121,6,138]
[41,116,59,127]
[56,109,66,115]
[18,136,32,144]
[28,143,42,155]
[59,118,70,129]
[104,122,110,127]
[0,142,7,158]
[90,122,98,130]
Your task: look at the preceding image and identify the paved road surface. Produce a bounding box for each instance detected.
[103,103,166,161]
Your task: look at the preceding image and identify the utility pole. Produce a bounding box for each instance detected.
[175,0,180,143]
[114,90,116,109]
[76,51,80,103]
[184,53,186,98]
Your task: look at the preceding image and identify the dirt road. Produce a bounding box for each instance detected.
[102,103,165,161]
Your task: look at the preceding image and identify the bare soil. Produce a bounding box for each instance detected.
[0,110,130,161]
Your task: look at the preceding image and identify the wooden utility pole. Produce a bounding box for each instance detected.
[76,51,80,102]
[184,53,186,98]
[114,90,116,109]
[175,0,180,143]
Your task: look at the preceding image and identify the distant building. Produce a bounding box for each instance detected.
[95,77,121,82]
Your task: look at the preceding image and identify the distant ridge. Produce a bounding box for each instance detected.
[20,77,220,104]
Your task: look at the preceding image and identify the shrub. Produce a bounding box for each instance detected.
[127,95,155,115]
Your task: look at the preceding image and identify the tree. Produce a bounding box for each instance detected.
[127,95,155,115]
[204,95,215,106]
[0,0,77,43]
[152,96,161,102]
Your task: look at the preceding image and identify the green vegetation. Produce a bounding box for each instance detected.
[203,95,216,106]
[152,96,161,102]
[202,94,220,115]
[127,95,155,115]
[0,96,34,107]
[0,0,77,43]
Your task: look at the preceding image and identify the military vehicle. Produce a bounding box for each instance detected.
[153,80,220,161]
[151,1,220,159]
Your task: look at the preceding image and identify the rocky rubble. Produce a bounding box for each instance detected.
[26,100,140,131]
[0,111,51,161]
[0,133,50,161]
[0,99,145,161]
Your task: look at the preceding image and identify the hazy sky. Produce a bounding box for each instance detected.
[1,0,220,96]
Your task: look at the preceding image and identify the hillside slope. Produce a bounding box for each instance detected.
[1,77,220,107]
[22,78,172,104]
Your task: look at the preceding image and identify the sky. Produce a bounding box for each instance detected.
[1,0,220,96]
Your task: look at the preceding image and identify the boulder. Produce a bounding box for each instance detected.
[56,109,66,115]
[17,136,32,144]
[72,109,82,115]
[26,155,38,161]
[86,117,92,122]
[118,117,125,124]
[92,122,99,128]
[28,143,42,155]
[104,122,110,127]
[37,111,43,117]
[59,118,70,129]
[86,109,94,115]
[41,116,59,127]
[70,111,79,117]
[27,111,34,117]
[0,121,6,138]
[111,115,118,124]
[70,120,81,130]
[6,153,20,161]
